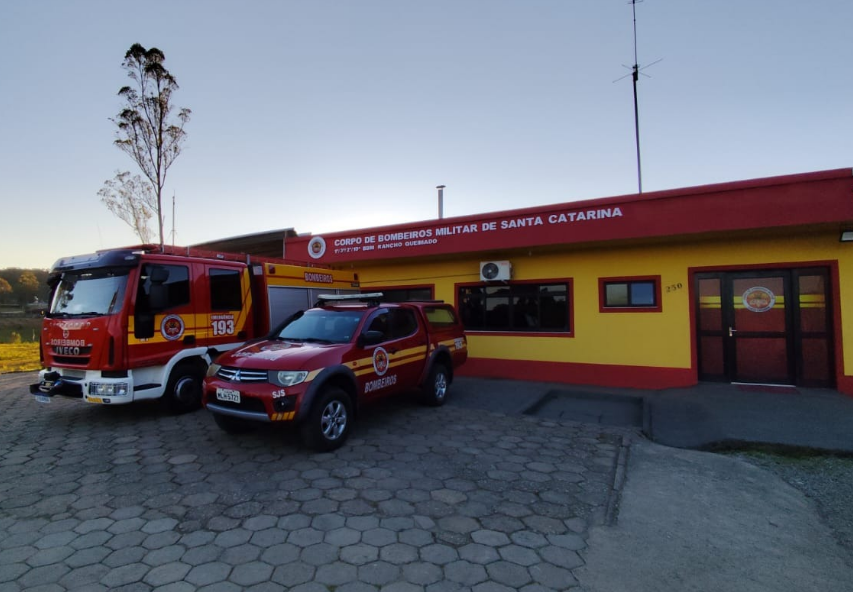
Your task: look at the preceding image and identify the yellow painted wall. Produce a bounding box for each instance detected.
[352,229,852,375]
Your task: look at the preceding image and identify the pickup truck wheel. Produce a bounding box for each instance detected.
[423,363,449,407]
[163,365,203,414]
[213,413,255,434]
[301,387,352,452]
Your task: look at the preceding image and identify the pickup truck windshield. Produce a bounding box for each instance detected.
[277,309,363,344]
[49,269,130,317]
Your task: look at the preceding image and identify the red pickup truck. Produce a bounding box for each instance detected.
[202,293,468,450]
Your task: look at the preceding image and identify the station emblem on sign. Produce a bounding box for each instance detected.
[308,236,326,259]
[742,287,776,313]
[161,314,185,341]
[373,347,389,376]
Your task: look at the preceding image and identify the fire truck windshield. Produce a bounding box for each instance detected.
[49,269,130,317]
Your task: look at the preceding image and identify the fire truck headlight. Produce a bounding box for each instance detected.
[270,371,308,387]
[206,363,221,378]
[90,382,129,396]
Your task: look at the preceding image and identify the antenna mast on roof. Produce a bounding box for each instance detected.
[615,0,661,194]
[171,191,177,247]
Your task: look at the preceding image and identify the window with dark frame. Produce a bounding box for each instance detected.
[424,306,459,328]
[603,279,657,308]
[389,308,419,339]
[136,264,190,313]
[458,283,570,333]
[210,268,243,310]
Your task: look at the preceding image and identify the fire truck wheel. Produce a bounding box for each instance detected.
[213,413,255,434]
[422,363,449,407]
[163,364,204,414]
[301,387,352,452]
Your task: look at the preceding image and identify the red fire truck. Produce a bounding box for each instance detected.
[29,245,359,413]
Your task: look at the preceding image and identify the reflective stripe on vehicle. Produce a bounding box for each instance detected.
[348,346,428,377]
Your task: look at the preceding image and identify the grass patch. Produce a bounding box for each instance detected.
[0,343,41,373]
[0,317,42,343]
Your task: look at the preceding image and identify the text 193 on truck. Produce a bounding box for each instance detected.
[30,245,359,413]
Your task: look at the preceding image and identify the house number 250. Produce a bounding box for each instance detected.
[666,283,683,293]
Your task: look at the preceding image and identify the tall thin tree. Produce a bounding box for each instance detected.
[111,43,191,248]
[98,170,157,244]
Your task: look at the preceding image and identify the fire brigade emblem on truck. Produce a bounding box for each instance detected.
[308,237,326,259]
[373,347,389,376]
[161,315,185,341]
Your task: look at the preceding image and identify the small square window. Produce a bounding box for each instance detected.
[601,277,661,312]
[605,284,629,307]
[210,268,243,310]
[630,282,656,306]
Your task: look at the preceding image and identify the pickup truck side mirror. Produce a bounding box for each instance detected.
[358,330,385,348]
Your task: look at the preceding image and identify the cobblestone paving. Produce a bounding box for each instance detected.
[0,374,630,591]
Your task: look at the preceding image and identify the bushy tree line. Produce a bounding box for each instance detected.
[0,269,50,306]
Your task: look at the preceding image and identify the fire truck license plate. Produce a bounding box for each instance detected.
[35,395,51,404]
[216,388,241,403]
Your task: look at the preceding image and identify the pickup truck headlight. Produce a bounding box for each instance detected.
[270,370,308,387]
[206,363,221,378]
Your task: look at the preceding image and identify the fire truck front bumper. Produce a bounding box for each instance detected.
[30,371,84,399]
[31,370,134,404]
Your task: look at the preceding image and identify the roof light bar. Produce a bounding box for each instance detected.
[315,293,384,307]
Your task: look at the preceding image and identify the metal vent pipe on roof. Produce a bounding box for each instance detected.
[437,185,445,219]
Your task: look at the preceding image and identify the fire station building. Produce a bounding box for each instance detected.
[208,168,853,395]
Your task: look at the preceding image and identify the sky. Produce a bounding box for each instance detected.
[1,0,851,270]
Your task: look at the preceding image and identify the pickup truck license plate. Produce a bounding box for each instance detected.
[216,388,241,403]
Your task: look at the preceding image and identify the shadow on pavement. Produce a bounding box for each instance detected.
[452,376,853,455]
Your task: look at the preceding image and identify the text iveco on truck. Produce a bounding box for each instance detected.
[30,245,358,413]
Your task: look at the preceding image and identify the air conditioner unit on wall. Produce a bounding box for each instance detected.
[480,261,512,282]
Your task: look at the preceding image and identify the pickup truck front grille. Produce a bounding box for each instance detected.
[211,396,268,415]
[216,367,268,383]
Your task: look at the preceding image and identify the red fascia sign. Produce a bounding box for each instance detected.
[285,169,853,265]
[290,206,629,264]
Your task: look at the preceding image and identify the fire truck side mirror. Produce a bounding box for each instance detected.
[134,265,169,339]
[150,266,170,284]
[147,266,170,311]
[149,284,168,311]
[135,313,155,339]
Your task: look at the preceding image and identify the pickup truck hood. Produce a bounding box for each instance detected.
[219,339,344,370]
